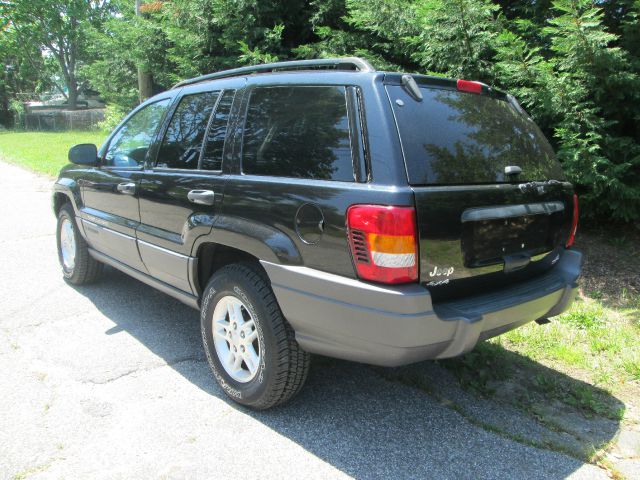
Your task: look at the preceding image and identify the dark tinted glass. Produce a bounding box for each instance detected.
[104,99,170,167]
[201,90,235,171]
[387,86,565,184]
[241,86,354,181]
[157,91,219,169]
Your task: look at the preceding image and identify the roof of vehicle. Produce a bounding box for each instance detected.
[171,56,509,104]
[171,57,376,89]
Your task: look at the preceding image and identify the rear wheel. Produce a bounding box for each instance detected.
[56,204,103,285]
[201,263,310,409]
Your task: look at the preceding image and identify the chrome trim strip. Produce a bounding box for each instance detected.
[82,220,190,259]
[81,219,135,240]
[461,202,565,223]
[88,248,199,310]
[138,239,190,259]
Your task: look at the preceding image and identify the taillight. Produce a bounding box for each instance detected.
[566,194,579,248]
[457,79,483,94]
[346,205,418,284]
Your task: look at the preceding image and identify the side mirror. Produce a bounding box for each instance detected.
[68,144,98,166]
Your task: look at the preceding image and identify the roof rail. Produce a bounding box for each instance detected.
[171,57,375,89]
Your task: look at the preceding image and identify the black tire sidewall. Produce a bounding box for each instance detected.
[201,268,283,407]
[56,206,80,281]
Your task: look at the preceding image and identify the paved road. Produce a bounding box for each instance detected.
[0,161,609,479]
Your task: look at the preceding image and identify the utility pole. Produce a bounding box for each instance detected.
[135,0,154,103]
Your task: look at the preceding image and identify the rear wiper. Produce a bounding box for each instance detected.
[401,75,423,102]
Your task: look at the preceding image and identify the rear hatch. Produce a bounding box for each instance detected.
[385,75,575,301]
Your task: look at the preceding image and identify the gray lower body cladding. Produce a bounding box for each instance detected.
[261,249,582,367]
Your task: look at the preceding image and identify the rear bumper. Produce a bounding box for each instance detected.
[261,249,582,367]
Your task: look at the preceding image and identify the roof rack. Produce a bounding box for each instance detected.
[171,57,375,89]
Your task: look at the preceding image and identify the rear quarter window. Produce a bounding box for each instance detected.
[241,85,354,181]
[387,85,565,185]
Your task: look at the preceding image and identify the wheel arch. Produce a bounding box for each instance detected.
[52,179,82,216]
[193,242,269,298]
[52,191,72,216]
[53,180,88,243]
[191,218,303,299]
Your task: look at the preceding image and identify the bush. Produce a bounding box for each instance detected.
[97,104,128,132]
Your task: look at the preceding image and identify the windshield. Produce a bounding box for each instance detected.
[387,85,565,185]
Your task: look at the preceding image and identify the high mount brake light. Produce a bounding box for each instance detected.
[347,205,418,284]
[566,194,579,248]
[457,79,483,94]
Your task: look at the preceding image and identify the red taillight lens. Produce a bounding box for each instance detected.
[566,194,579,248]
[457,79,483,94]
[346,205,418,284]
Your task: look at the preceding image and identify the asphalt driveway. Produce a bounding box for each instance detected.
[0,161,610,479]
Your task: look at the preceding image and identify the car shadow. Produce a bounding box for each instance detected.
[73,266,623,479]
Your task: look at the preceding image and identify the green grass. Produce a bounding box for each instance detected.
[503,295,640,385]
[438,291,639,422]
[501,295,635,416]
[0,130,108,177]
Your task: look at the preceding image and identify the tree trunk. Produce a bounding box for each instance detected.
[136,0,154,103]
[67,73,79,110]
[137,68,154,102]
[0,73,9,127]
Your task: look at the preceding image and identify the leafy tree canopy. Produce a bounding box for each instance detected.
[1,0,639,222]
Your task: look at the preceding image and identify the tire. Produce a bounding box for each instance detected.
[201,263,310,409]
[56,203,103,285]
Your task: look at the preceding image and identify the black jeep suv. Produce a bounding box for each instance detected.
[53,58,581,409]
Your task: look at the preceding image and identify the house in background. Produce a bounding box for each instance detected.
[21,87,105,130]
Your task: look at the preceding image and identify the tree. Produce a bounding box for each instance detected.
[4,0,636,222]
[136,0,154,102]
[0,17,50,125]
[341,0,500,80]
[81,0,173,108]
[0,0,113,109]
[543,0,640,221]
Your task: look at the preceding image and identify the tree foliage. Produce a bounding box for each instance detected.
[1,0,639,222]
[0,0,113,108]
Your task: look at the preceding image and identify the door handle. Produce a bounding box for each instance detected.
[188,190,215,206]
[116,182,136,195]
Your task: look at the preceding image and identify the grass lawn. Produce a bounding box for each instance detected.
[521,231,638,393]
[0,130,108,177]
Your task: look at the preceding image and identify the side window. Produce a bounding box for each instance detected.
[201,90,235,171]
[156,91,219,169]
[241,86,354,181]
[104,99,170,167]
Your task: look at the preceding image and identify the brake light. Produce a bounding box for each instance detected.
[566,194,579,248]
[457,79,483,94]
[347,205,418,284]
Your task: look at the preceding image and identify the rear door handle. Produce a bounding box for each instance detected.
[188,190,215,206]
[116,182,136,195]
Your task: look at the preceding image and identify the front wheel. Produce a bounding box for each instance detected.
[201,263,310,409]
[56,204,103,285]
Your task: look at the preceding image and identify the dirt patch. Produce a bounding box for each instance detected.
[574,227,640,305]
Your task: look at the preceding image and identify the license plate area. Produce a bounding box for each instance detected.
[461,202,565,268]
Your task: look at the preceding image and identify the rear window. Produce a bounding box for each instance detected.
[241,86,354,181]
[387,86,565,184]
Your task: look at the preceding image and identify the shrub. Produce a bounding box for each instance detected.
[98,104,128,132]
